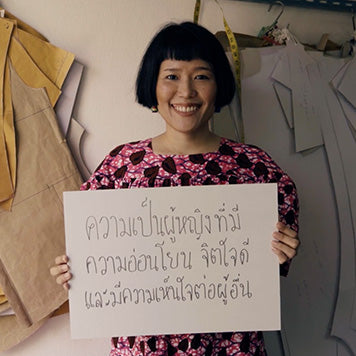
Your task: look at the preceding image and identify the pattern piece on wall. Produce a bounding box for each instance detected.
[240,45,354,356]
[310,55,356,352]
[271,42,324,152]
[55,60,84,137]
[0,9,82,352]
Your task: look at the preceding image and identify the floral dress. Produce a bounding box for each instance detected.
[81,137,299,356]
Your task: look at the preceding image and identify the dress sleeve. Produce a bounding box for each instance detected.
[80,155,115,191]
[276,171,299,276]
[254,147,299,277]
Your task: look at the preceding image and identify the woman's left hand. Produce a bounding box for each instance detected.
[271,222,300,264]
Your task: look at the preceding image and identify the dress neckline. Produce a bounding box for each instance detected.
[144,137,226,158]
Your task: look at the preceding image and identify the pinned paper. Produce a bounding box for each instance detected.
[64,184,280,339]
[66,118,91,180]
[55,61,84,137]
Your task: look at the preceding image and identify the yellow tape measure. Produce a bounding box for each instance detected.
[193,0,241,94]
[222,15,241,95]
[193,0,244,142]
[193,0,201,24]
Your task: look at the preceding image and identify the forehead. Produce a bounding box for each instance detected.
[159,59,213,71]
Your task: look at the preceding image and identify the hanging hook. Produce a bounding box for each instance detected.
[257,1,285,38]
[268,1,285,25]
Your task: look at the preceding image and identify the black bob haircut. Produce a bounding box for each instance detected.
[136,22,236,110]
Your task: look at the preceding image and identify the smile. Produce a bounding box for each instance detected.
[172,104,200,113]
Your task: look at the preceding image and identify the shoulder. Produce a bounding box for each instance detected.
[97,138,152,168]
[80,139,152,191]
[220,137,294,183]
[107,139,152,159]
[219,138,274,162]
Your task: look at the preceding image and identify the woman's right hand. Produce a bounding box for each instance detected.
[50,255,72,290]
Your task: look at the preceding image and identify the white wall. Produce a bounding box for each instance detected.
[1,0,351,173]
[0,0,352,355]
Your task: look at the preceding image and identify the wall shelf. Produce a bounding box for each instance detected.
[235,0,356,12]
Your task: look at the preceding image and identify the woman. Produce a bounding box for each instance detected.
[51,21,299,355]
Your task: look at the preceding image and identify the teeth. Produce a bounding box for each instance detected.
[173,105,199,113]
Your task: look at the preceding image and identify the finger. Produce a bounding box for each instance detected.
[273,231,300,250]
[55,255,69,265]
[272,240,297,260]
[56,272,72,287]
[271,247,290,264]
[50,263,69,277]
[276,222,297,238]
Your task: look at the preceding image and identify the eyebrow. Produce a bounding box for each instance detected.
[162,66,213,72]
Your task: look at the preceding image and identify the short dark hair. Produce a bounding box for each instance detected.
[136,22,236,110]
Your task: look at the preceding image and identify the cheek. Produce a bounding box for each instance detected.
[204,88,217,107]
[156,84,174,104]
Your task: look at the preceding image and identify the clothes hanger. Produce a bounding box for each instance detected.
[257,1,285,39]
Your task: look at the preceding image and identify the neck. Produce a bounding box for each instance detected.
[152,129,221,155]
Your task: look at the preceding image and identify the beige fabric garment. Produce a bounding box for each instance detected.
[0,15,74,211]
[0,300,10,313]
[0,10,80,351]
[0,314,48,352]
[0,59,82,352]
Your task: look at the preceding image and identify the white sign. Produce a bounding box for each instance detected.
[63,183,279,339]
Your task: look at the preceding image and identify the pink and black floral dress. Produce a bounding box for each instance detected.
[81,138,299,356]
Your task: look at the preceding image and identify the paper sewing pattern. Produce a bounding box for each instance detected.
[240,45,356,356]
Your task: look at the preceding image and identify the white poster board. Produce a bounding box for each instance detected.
[63,183,279,339]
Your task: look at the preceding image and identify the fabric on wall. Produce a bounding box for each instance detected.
[0,15,74,212]
[0,314,48,352]
[0,9,81,352]
[0,62,82,351]
[0,300,10,314]
[14,27,74,90]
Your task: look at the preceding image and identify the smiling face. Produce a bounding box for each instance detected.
[156,59,217,138]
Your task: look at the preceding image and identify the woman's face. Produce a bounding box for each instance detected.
[155,58,217,136]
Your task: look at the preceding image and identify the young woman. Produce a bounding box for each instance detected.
[51,22,299,356]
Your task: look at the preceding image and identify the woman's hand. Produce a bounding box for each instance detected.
[271,222,300,264]
[49,255,72,290]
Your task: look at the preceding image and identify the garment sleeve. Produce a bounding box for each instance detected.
[254,147,299,277]
[80,155,115,191]
[276,171,299,276]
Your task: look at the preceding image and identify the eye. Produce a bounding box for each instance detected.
[195,74,210,80]
[166,74,178,80]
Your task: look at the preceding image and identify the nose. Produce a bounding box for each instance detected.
[178,78,197,98]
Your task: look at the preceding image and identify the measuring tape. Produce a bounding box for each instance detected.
[194,0,241,95]
[193,0,201,23]
[193,0,244,142]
